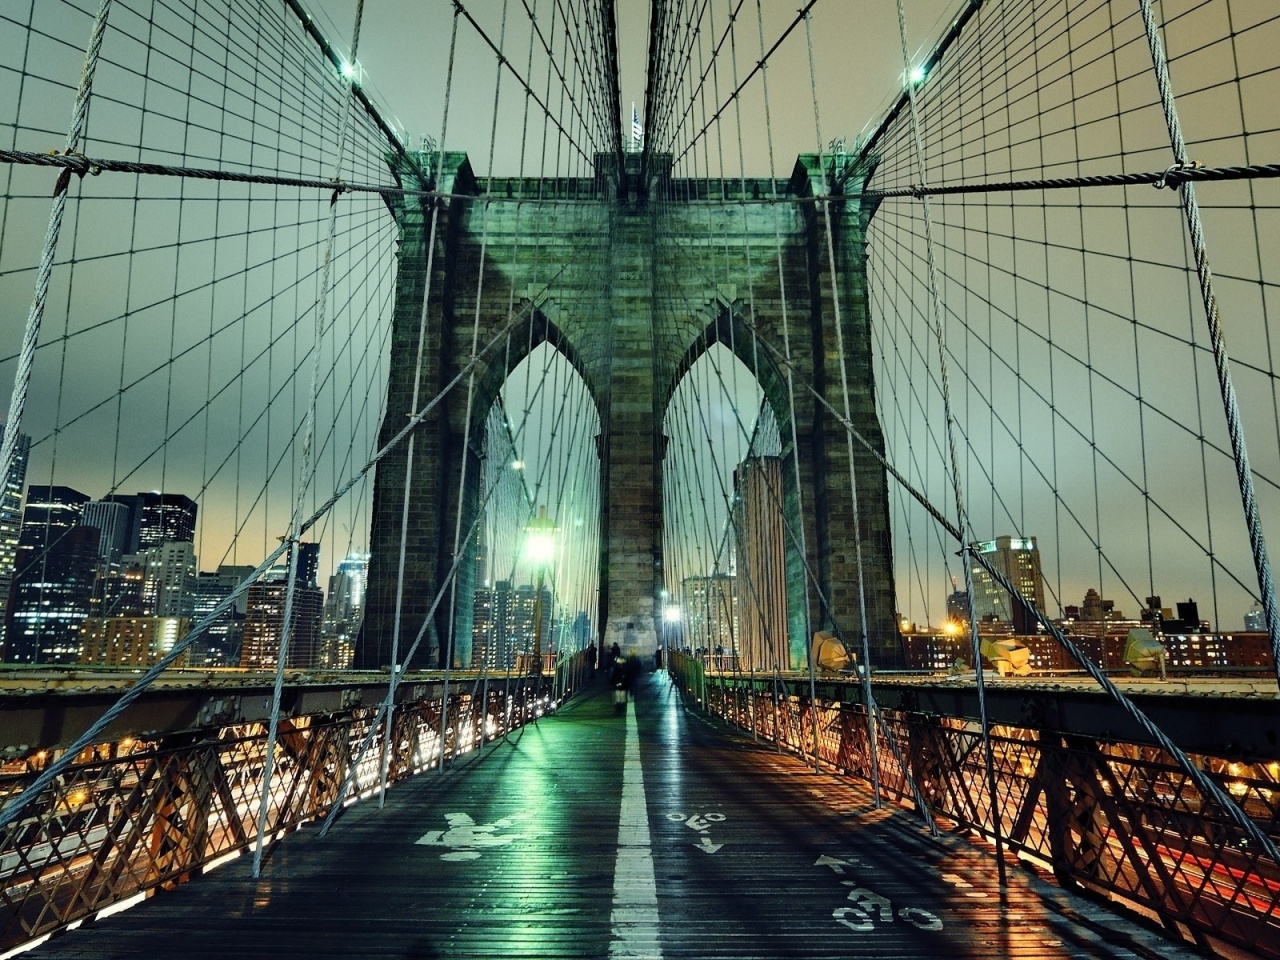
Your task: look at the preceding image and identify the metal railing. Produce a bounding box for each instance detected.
[0,663,583,952]
[669,652,1280,958]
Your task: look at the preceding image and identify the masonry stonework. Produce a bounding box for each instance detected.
[357,152,903,671]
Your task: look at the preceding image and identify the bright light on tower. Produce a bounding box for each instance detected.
[525,507,556,566]
[339,59,358,81]
[909,64,927,86]
[663,605,681,623]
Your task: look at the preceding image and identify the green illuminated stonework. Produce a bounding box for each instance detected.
[357,152,902,670]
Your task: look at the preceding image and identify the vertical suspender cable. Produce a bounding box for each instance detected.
[255,0,367,878]
[1134,0,1280,690]
[380,7,462,797]
[0,0,113,505]
[892,0,1006,886]
[440,0,514,775]
[753,0,813,742]
[802,9,882,804]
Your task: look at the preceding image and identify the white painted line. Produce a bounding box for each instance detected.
[609,698,664,959]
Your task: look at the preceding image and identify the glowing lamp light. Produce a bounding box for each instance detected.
[339,59,358,81]
[908,64,927,86]
[663,605,681,623]
[511,459,525,471]
[524,507,556,566]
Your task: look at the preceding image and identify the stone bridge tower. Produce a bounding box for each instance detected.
[355,152,902,671]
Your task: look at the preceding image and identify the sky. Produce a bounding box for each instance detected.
[301,0,958,178]
[1,0,1277,633]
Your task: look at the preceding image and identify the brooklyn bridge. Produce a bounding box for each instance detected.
[0,0,1277,956]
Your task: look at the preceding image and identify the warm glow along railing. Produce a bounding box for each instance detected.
[0,669,572,952]
[669,652,1280,959]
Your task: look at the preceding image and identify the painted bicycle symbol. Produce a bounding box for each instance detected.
[666,811,726,833]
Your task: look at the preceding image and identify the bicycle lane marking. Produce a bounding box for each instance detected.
[609,696,663,959]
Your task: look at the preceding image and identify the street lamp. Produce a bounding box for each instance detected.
[525,506,556,675]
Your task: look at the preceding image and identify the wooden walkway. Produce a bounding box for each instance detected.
[35,671,1198,959]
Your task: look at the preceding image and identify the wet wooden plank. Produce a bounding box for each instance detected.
[31,673,1197,959]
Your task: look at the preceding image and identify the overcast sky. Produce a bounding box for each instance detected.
[2,0,1276,632]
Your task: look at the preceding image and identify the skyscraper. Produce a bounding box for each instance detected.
[294,541,320,587]
[733,456,787,671]
[137,492,198,549]
[472,584,497,670]
[479,579,551,670]
[0,425,30,637]
[681,574,737,655]
[136,540,197,618]
[101,493,143,554]
[81,500,131,564]
[320,552,368,668]
[83,499,135,625]
[238,570,324,670]
[3,486,98,664]
[968,536,1046,633]
[104,491,199,553]
[189,565,254,666]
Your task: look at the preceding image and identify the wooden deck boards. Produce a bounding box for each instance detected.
[31,672,1197,959]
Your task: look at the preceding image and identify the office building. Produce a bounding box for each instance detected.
[474,579,551,671]
[1244,605,1265,632]
[682,574,737,655]
[320,552,368,668]
[3,486,98,664]
[732,456,787,671]
[189,565,254,666]
[135,540,197,619]
[0,425,30,636]
[81,500,131,563]
[104,492,198,553]
[93,560,147,620]
[968,536,1046,633]
[238,571,324,670]
[138,493,198,549]
[78,616,188,668]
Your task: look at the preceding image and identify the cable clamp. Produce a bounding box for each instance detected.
[56,150,93,179]
[1154,159,1200,189]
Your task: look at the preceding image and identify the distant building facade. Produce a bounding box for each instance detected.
[81,500,131,563]
[189,565,254,666]
[79,616,188,668]
[135,540,197,618]
[969,536,1046,633]
[0,425,30,638]
[238,571,323,670]
[733,456,787,671]
[473,579,552,671]
[3,485,98,664]
[320,552,368,668]
[682,574,736,655]
[1244,605,1265,632]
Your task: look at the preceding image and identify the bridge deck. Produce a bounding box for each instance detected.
[35,672,1196,960]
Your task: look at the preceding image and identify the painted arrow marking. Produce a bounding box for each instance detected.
[695,836,723,855]
[815,854,850,873]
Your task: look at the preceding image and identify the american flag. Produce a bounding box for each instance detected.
[631,102,643,151]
